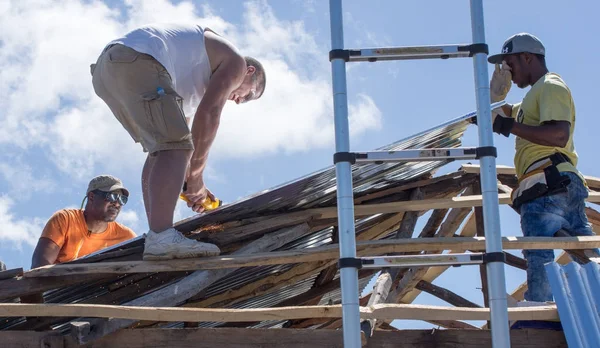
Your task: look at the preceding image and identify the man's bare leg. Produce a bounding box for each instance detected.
[142,154,157,223]
[147,149,192,233]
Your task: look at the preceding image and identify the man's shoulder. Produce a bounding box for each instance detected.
[542,73,570,91]
[49,208,82,221]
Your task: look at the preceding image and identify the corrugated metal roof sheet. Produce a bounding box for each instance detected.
[546,261,600,348]
[0,106,483,332]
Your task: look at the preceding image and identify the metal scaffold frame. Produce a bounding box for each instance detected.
[327,1,510,347]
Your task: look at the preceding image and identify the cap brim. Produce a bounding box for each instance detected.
[487,53,505,64]
[101,185,130,197]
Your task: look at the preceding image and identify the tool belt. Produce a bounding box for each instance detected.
[511,153,572,212]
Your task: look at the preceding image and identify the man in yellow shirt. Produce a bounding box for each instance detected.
[481,33,596,302]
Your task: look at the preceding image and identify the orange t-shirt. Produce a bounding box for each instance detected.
[40,209,137,263]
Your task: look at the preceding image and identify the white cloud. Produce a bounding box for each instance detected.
[0,196,45,247]
[0,0,383,248]
[0,0,381,166]
[116,209,140,231]
[0,159,55,198]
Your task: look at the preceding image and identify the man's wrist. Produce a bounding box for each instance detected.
[493,116,515,137]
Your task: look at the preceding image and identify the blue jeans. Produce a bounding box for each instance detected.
[520,172,597,302]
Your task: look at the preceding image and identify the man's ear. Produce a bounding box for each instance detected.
[246,65,256,75]
[523,52,534,64]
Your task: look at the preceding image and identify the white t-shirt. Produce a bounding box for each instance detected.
[108,23,212,118]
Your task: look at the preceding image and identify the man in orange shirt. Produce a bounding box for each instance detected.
[30,175,136,268]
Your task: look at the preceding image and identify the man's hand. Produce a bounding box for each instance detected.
[492,115,515,137]
[470,114,515,138]
[490,61,512,102]
[183,178,216,213]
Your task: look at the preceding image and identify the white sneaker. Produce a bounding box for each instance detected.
[143,227,221,261]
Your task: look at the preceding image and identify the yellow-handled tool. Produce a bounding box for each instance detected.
[179,182,222,211]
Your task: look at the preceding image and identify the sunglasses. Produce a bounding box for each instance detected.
[93,190,128,205]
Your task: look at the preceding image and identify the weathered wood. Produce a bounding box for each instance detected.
[390,201,475,303]
[23,236,600,278]
[354,171,474,205]
[417,208,449,238]
[400,214,477,304]
[472,182,490,330]
[504,252,528,270]
[0,303,559,322]
[0,268,23,281]
[0,274,114,301]
[74,223,311,345]
[361,189,425,338]
[462,163,600,191]
[415,280,481,308]
[0,328,568,348]
[361,272,393,337]
[394,188,424,239]
[426,319,480,329]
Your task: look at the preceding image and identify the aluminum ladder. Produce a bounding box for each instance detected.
[327,1,510,347]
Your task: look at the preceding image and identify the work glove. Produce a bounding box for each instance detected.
[470,114,514,138]
[490,62,512,103]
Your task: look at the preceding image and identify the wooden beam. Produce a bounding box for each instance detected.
[390,204,474,303]
[22,236,600,278]
[73,223,310,345]
[399,214,477,304]
[472,181,490,329]
[0,328,569,348]
[415,280,481,308]
[0,274,114,301]
[461,163,600,191]
[0,267,23,281]
[0,303,559,322]
[361,188,424,339]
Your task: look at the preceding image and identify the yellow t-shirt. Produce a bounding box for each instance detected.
[511,73,582,181]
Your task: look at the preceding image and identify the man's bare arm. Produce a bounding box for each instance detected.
[511,120,570,148]
[188,57,245,182]
[31,237,60,269]
[21,238,60,303]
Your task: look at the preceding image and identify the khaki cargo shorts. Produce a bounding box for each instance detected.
[91,44,193,154]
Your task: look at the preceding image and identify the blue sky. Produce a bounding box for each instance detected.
[1,0,599,330]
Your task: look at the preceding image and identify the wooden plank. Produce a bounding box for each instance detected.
[461,163,600,191]
[361,188,425,338]
[472,181,490,329]
[74,223,311,345]
[0,303,559,322]
[390,202,475,303]
[0,331,64,348]
[415,280,481,308]
[0,274,114,301]
[400,214,477,304]
[23,236,600,278]
[0,268,23,281]
[0,328,568,348]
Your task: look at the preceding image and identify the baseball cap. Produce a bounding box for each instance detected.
[488,32,545,64]
[86,175,129,197]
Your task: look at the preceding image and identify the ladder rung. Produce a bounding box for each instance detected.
[343,44,480,62]
[360,253,484,269]
[351,147,478,163]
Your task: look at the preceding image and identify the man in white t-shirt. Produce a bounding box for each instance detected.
[90,23,267,260]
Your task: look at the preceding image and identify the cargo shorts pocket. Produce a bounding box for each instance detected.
[141,89,191,143]
[108,45,141,64]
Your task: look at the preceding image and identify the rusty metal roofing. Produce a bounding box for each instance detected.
[546,261,600,348]
[1,106,479,331]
